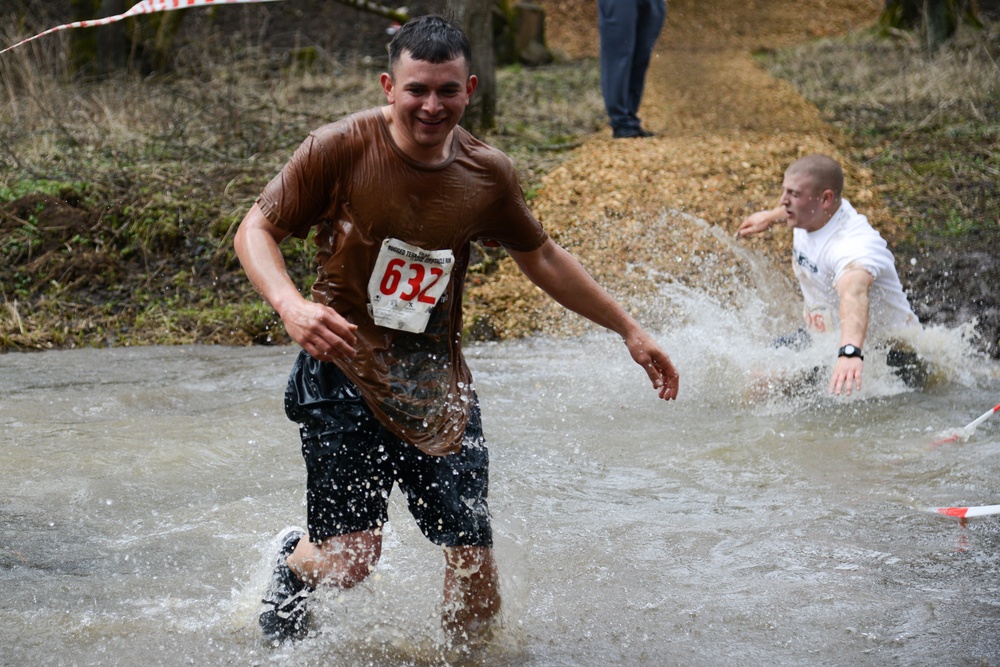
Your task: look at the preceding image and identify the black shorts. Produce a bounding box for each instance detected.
[284,351,492,548]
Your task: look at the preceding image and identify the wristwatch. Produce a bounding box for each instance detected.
[838,344,863,361]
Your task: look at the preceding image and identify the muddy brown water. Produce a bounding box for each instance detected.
[2,222,998,666]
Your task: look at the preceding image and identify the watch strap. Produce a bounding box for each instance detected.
[838,345,863,361]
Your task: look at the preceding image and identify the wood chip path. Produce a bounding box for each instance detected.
[467,0,896,339]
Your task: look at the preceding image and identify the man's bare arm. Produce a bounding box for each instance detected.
[736,205,785,238]
[829,266,873,396]
[507,239,679,400]
[234,203,357,360]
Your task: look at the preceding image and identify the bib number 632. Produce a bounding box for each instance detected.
[379,258,444,305]
[368,238,455,334]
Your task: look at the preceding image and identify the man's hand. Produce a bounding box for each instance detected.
[234,203,357,362]
[280,298,358,362]
[736,206,784,238]
[829,356,863,396]
[625,334,679,400]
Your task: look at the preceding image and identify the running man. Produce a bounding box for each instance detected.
[234,15,679,645]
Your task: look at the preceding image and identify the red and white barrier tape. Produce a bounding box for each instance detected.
[1,0,283,56]
[933,504,1000,519]
[930,401,1000,447]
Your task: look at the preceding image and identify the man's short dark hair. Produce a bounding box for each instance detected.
[388,15,472,74]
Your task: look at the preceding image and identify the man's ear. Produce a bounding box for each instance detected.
[380,72,395,103]
[820,188,837,210]
[465,74,478,104]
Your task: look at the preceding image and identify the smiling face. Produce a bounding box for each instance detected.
[380,51,477,163]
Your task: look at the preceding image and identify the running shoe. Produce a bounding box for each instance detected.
[259,526,312,642]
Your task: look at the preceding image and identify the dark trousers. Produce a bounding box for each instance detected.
[598,0,667,131]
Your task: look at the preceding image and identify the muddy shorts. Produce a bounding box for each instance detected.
[283,351,492,548]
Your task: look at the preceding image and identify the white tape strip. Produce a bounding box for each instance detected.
[2,0,283,56]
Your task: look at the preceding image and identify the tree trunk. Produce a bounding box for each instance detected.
[880,0,980,51]
[10,0,32,31]
[69,0,98,75]
[147,9,185,73]
[95,0,126,75]
[923,0,957,51]
[882,0,923,28]
[446,0,496,134]
[979,0,1000,19]
[513,3,549,66]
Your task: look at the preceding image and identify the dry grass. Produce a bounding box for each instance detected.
[765,21,1000,130]
[758,20,1000,356]
[0,24,605,351]
[760,20,999,245]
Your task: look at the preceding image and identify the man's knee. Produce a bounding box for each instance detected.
[886,342,931,388]
[443,546,500,608]
[290,530,382,589]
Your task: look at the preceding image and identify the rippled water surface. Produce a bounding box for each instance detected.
[2,293,998,666]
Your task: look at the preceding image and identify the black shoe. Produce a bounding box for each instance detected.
[259,527,312,643]
[612,126,655,139]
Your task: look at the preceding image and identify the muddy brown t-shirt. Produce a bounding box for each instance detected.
[257,108,548,455]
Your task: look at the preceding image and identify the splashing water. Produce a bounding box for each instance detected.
[1,217,998,665]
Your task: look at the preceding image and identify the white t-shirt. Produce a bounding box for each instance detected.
[792,199,919,340]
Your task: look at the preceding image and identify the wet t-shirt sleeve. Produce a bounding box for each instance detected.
[256,121,355,239]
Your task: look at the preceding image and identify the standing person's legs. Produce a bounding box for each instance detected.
[627,0,666,123]
[598,0,641,134]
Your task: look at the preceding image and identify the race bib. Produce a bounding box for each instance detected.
[803,305,833,334]
[367,238,455,333]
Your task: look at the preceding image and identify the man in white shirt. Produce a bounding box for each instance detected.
[737,154,922,395]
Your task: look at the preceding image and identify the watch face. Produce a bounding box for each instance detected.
[843,345,856,355]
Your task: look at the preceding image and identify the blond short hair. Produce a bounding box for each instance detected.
[787,154,844,198]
